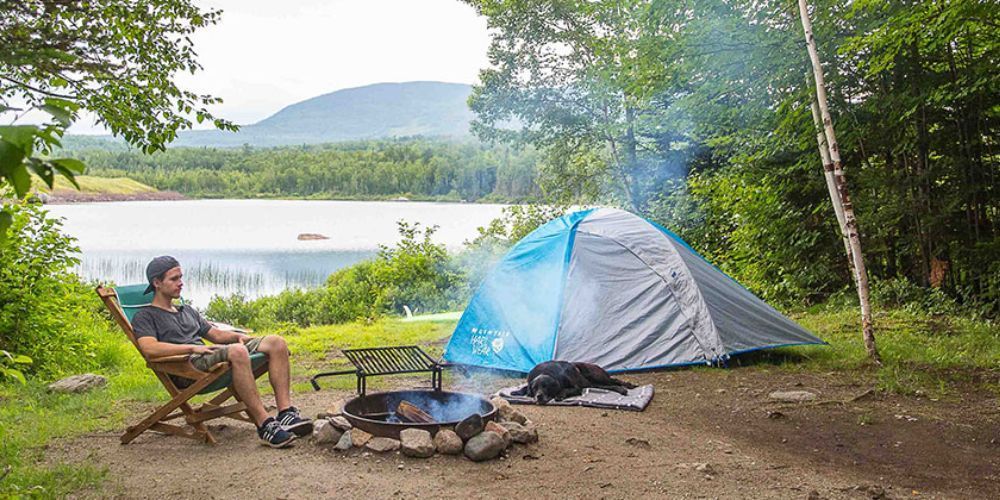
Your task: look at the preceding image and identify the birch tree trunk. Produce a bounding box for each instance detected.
[798,0,881,364]
[809,91,855,278]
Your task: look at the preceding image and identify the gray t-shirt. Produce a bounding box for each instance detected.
[131,305,211,345]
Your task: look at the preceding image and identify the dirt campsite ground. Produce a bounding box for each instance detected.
[49,368,998,499]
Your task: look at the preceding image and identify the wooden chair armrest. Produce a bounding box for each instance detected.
[147,354,193,363]
[148,359,230,380]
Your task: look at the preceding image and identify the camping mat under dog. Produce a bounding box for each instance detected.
[495,384,654,412]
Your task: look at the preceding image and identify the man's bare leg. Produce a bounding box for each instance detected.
[227,343,269,426]
[257,335,291,411]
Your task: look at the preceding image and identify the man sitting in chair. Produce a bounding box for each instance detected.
[131,256,313,448]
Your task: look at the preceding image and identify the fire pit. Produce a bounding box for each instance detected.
[342,390,497,438]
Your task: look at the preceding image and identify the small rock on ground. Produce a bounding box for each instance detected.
[456,414,484,441]
[48,374,107,393]
[498,404,528,425]
[434,429,463,455]
[334,430,353,451]
[312,420,343,445]
[485,421,512,448]
[329,416,352,431]
[351,429,373,447]
[316,399,347,419]
[464,431,505,462]
[768,390,817,402]
[399,429,435,458]
[365,437,401,453]
[498,421,538,444]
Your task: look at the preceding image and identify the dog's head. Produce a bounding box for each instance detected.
[529,374,561,404]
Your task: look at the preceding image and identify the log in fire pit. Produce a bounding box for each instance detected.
[342,390,497,439]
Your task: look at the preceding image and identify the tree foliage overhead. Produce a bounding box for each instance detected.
[0,0,236,238]
[468,0,1000,312]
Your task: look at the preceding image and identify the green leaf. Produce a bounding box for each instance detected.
[12,354,32,364]
[41,104,74,126]
[0,139,27,173]
[28,159,55,188]
[0,125,38,152]
[52,158,86,175]
[0,210,10,245]
[10,163,31,197]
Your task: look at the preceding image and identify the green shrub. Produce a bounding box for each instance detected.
[207,221,462,327]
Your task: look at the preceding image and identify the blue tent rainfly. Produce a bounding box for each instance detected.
[444,208,825,373]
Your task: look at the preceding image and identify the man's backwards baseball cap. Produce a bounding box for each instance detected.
[144,256,180,295]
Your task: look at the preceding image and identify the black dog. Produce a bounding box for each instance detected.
[512,361,636,404]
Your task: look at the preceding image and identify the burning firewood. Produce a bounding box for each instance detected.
[397,400,435,423]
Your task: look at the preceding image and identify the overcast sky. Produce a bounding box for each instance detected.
[62,0,492,134]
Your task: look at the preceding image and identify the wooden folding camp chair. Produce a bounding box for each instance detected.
[96,284,269,445]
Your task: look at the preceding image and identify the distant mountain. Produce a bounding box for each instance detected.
[172,81,475,147]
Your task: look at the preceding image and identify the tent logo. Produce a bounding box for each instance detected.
[491,337,505,354]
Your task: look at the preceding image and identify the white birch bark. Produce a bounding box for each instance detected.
[798,0,881,363]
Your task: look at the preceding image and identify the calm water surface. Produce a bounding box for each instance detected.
[47,200,507,306]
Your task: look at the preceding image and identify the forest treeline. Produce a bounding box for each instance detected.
[71,139,542,202]
[464,0,999,314]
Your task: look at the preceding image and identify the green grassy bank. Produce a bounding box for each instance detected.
[1,309,997,496]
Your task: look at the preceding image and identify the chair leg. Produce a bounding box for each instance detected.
[122,367,226,445]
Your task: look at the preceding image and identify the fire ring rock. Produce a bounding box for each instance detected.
[400,428,435,458]
[455,413,485,442]
[365,437,401,453]
[434,429,463,455]
[498,421,538,444]
[464,431,506,462]
[312,419,343,445]
[485,421,512,448]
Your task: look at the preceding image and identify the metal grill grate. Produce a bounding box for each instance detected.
[310,345,443,394]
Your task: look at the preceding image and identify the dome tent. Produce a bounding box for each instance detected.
[444,208,824,373]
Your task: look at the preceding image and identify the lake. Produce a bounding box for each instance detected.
[47,200,508,306]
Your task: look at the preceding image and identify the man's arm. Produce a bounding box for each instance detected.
[202,327,250,345]
[136,336,220,358]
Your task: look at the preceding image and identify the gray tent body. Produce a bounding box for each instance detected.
[444,208,825,373]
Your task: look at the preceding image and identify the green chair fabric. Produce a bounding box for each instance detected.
[112,284,267,394]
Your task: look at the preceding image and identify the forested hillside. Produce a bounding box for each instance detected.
[73,139,540,202]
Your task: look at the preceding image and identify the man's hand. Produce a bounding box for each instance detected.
[191,345,223,355]
[238,335,253,345]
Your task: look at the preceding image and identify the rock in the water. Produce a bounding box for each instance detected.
[400,429,435,458]
[297,233,330,240]
[498,421,538,444]
[329,416,353,431]
[464,431,505,462]
[47,374,107,393]
[334,430,353,450]
[455,413,484,441]
[485,421,512,448]
[365,437,401,453]
[768,390,817,402]
[351,428,373,447]
[312,419,343,445]
[434,429,463,455]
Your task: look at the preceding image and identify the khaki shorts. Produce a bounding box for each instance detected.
[172,337,265,389]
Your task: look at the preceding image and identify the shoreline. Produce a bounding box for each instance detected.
[42,190,188,204]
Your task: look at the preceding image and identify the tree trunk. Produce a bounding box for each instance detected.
[809,91,854,278]
[798,0,881,364]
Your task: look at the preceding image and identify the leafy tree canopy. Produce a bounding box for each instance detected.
[0,0,236,238]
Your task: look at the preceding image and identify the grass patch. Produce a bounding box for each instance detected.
[33,175,157,195]
[2,306,996,496]
[738,308,1000,396]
